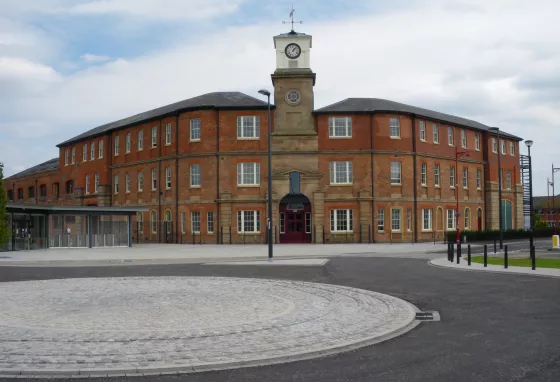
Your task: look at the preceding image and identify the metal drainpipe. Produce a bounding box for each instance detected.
[216,109,221,243]
[370,113,375,243]
[35,179,38,204]
[158,120,162,244]
[411,114,418,243]
[175,113,179,243]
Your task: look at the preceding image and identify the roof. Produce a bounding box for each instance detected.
[6,204,148,215]
[274,30,310,38]
[57,92,271,147]
[315,98,522,140]
[5,157,59,180]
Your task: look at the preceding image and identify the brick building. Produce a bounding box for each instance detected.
[4,29,524,244]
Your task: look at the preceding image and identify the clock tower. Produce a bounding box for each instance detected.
[271,30,316,135]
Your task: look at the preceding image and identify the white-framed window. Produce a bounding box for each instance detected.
[391,208,401,232]
[328,116,352,138]
[191,211,201,233]
[164,211,172,234]
[85,174,90,194]
[151,169,157,190]
[237,116,260,139]
[165,167,171,189]
[207,211,214,233]
[125,173,130,193]
[151,211,157,233]
[165,122,172,145]
[190,119,201,141]
[138,130,143,151]
[138,213,143,233]
[450,166,456,188]
[114,174,119,194]
[190,164,201,187]
[464,208,470,230]
[419,120,426,141]
[99,140,103,158]
[330,209,353,232]
[390,161,402,184]
[64,149,68,166]
[433,124,439,143]
[377,208,385,232]
[329,161,353,185]
[422,209,433,231]
[280,213,285,234]
[475,133,480,151]
[125,133,131,153]
[447,209,456,230]
[510,142,515,156]
[434,164,441,186]
[476,169,481,189]
[151,126,157,148]
[501,140,506,155]
[94,173,99,193]
[114,136,119,155]
[407,208,412,231]
[506,170,512,190]
[180,212,185,234]
[492,138,498,153]
[237,163,260,186]
[463,167,468,188]
[237,210,260,233]
[461,129,467,148]
[71,147,75,164]
[138,171,143,192]
[389,117,400,138]
[421,163,427,186]
[305,212,311,233]
[448,127,454,146]
[83,144,87,161]
[91,142,96,160]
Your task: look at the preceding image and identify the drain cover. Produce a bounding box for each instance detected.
[415,311,441,321]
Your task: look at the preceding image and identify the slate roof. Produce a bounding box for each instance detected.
[315,98,521,140]
[57,92,270,147]
[5,157,59,180]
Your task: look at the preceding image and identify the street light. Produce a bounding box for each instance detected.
[455,146,470,244]
[524,140,533,232]
[258,89,273,260]
[489,127,503,249]
[552,164,560,236]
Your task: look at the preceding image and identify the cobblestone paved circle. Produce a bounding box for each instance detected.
[0,277,419,377]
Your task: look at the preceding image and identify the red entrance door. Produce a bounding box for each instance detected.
[279,204,312,243]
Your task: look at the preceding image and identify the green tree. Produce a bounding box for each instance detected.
[0,162,9,248]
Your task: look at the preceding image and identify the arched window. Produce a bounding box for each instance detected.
[137,213,143,232]
[464,208,470,231]
[477,208,483,231]
[151,211,157,233]
[164,210,172,234]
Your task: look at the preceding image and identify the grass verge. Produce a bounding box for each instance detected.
[470,256,560,269]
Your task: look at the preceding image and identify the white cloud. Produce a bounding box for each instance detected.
[81,53,111,63]
[1,0,559,196]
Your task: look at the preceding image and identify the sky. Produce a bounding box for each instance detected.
[0,0,558,195]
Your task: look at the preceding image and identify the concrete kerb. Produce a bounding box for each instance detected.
[429,257,560,279]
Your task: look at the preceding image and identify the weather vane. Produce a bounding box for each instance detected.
[282,5,303,31]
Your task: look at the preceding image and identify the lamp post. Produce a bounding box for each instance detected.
[455,146,470,243]
[489,127,503,249]
[524,140,534,232]
[552,164,560,236]
[258,89,273,260]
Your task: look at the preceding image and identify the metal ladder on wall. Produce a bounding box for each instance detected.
[520,155,532,226]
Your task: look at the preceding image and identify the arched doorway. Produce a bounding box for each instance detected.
[279,193,312,243]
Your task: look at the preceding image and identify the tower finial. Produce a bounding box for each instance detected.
[282,5,303,31]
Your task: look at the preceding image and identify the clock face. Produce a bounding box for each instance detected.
[286,90,301,105]
[285,43,301,59]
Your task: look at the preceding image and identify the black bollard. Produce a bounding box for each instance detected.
[494,239,497,254]
[529,236,534,252]
[448,243,452,262]
[468,244,471,266]
[531,245,536,270]
[450,243,454,262]
[457,243,461,264]
[504,245,508,269]
[484,244,487,267]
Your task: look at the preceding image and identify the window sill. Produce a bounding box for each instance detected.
[389,136,401,140]
[237,137,260,141]
[138,189,143,192]
[477,188,482,191]
[433,142,440,145]
[331,231,354,234]
[435,185,441,188]
[421,184,427,188]
[190,139,201,142]
[420,139,427,143]
[329,136,352,139]
[165,143,171,146]
[475,149,480,152]
[238,184,260,188]
[463,187,468,190]
[238,232,261,235]
[125,151,130,154]
[391,183,402,186]
[448,144,455,147]
[421,229,433,232]
[151,189,157,192]
[151,146,157,150]
[165,187,171,191]
[391,230,402,233]
[126,191,130,194]
[330,183,353,186]
[190,185,201,189]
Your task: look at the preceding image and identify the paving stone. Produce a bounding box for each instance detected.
[0,276,417,377]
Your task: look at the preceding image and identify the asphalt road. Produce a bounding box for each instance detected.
[1,256,559,382]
